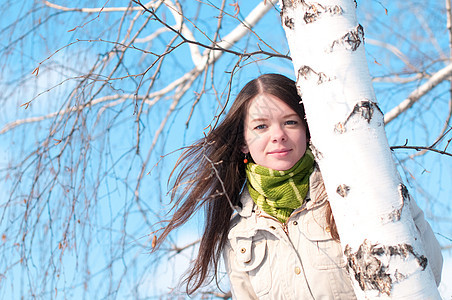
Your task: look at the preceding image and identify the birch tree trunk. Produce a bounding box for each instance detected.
[280,0,440,298]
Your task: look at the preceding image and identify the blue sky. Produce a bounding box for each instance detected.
[0,0,450,298]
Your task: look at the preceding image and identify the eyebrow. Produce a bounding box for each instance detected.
[249,113,300,122]
[283,113,299,118]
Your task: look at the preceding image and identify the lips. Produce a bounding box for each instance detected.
[268,149,292,156]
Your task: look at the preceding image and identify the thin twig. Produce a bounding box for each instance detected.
[390,145,452,157]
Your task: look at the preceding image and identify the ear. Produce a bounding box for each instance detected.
[240,144,249,154]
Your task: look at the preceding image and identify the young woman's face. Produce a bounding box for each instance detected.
[242,94,307,171]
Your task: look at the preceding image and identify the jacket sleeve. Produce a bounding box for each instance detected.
[223,240,259,300]
[409,197,443,286]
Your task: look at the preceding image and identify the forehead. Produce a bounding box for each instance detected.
[247,94,296,118]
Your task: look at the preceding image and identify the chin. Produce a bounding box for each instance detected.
[270,162,296,171]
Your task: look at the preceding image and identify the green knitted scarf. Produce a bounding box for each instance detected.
[245,149,314,223]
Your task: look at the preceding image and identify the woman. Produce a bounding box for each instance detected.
[154,74,442,298]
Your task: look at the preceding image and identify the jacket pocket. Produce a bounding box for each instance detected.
[303,220,346,270]
[233,235,271,296]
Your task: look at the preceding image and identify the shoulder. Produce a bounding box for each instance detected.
[227,194,259,240]
[305,164,328,209]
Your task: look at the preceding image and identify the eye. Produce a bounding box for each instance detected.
[285,120,298,125]
[254,124,267,130]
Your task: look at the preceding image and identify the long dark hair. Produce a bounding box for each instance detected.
[153,73,336,294]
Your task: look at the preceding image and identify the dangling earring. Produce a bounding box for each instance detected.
[243,153,249,164]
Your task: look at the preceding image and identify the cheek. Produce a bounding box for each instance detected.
[243,129,251,148]
[299,127,308,144]
[244,128,259,147]
[294,129,308,153]
[243,126,257,153]
[245,134,266,161]
[301,133,308,145]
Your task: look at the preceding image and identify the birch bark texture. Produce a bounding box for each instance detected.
[279,0,440,298]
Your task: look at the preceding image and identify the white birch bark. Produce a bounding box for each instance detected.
[280,0,440,298]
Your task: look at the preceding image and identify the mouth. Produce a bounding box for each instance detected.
[268,149,292,156]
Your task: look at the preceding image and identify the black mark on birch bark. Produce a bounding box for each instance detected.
[280,0,292,20]
[394,270,406,282]
[379,183,409,223]
[329,24,364,52]
[399,183,410,202]
[382,206,403,223]
[336,184,350,197]
[344,240,392,295]
[284,16,295,29]
[298,65,332,85]
[344,240,428,296]
[281,0,293,10]
[385,244,428,270]
[334,100,382,134]
[310,143,324,160]
[334,122,346,134]
[303,3,342,24]
[281,0,305,10]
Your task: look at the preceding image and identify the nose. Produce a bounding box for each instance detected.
[271,125,287,143]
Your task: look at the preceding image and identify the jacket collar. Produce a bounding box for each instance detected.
[236,189,255,218]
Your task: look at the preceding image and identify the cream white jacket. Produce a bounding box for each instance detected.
[223,170,443,299]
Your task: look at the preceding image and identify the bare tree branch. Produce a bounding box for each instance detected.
[384,63,452,123]
[391,144,452,158]
[367,38,418,72]
[43,0,156,13]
